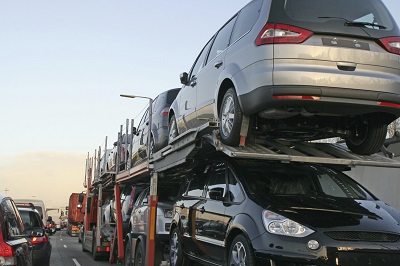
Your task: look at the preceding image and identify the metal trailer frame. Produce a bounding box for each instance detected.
[110,121,400,265]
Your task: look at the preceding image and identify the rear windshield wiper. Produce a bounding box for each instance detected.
[318,16,386,29]
[344,21,386,29]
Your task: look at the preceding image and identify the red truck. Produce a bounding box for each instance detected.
[68,193,86,237]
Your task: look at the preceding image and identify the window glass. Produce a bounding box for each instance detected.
[231,0,262,43]
[227,170,245,202]
[20,211,42,230]
[205,165,226,200]
[1,199,23,238]
[206,16,237,64]
[237,160,371,200]
[186,166,209,197]
[190,38,213,80]
[284,0,393,30]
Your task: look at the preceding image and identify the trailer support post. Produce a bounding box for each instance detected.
[146,172,158,266]
[115,184,124,261]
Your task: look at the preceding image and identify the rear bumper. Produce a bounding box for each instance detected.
[239,85,400,119]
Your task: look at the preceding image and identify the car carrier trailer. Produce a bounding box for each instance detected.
[78,116,400,266]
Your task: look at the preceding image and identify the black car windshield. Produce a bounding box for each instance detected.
[236,161,373,200]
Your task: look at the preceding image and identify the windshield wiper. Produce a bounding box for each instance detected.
[318,16,386,29]
[344,21,386,29]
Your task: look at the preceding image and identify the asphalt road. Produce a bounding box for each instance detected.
[49,230,110,266]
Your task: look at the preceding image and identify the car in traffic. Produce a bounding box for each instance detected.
[0,194,32,266]
[131,88,180,166]
[16,203,52,266]
[169,156,400,266]
[108,134,132,171]
[168,0,400,155]
[126,183,180,265]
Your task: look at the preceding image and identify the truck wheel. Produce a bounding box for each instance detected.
[134,241,144,266]
[345,116,387,155]
[124,239,133,266]
[228,234,255,266]
[219,88,243,146]
[169,227,191,266]
[168,115,178,144]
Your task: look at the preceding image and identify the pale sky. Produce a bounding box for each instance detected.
[1,1,399,212]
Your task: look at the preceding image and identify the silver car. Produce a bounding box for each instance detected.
[169,0,400,155]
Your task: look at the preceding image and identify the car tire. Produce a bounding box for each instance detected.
[168,115,178,144]
[345,117,387,155]
[124,239,133,266]
[134,241,144,266]
[169,227,191,266]
[228,234,255,266]
[219,88,243,146]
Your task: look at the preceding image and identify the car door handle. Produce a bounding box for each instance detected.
[198,206,205,214]
[214,61,223,69]
[337,62,357,71]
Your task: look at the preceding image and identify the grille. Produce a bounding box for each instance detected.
[325,231,399,242]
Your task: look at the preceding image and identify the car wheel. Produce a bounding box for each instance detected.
[168,115,178,144]
[169,227,191,266]
[228,234,255,266]
[345,117,387,155]
[219,88,243,146]
[134,241,144,266]
[124,239,133,266]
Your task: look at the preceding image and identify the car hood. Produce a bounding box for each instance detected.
[261,196,400,232]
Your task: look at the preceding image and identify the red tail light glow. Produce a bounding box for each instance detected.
[378,101,400,108]
[379,37,400,55]
[0,241,14,257]
[160,107,169,117]
[31,235,49,245]
[273,95,320,100]
[256,23,313,46]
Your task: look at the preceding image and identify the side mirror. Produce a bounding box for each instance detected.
[132,127,137,135]
[78,193,85,203]
[209,187,224,201]
[180,72,189,85]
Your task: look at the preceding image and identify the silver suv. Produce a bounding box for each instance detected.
[169,0,400,155]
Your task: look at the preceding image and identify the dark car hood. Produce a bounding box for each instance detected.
[261,196,400,232]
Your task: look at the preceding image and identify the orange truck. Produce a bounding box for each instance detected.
[68,193,86,236]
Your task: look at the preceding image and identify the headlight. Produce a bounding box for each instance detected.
[164,209,173,218]
[262,210,314,237]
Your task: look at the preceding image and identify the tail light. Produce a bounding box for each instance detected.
[256,23,313,46]
[0,240,15,266]
[378,101,400,108]
[379,37,400,55]
[31,235,49,245]
[160,107,169,117]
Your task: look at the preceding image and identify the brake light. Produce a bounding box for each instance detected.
[273,95,320,100]
[378,101,400,108]
[31,235,49,245]
[379,37,400,55]
[256,23,313,46]
[160,107,169,117]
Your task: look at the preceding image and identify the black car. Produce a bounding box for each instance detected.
[169,157,400,266]
[17,204,52,266]
[0,194,32,266]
